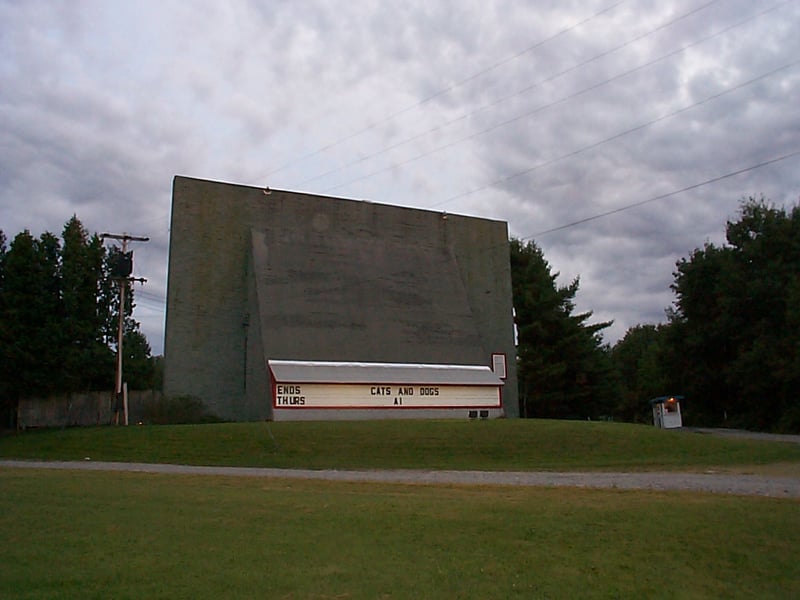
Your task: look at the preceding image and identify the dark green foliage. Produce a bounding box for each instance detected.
[0,231,64,400]
[60,217,114,391]
[510,238,615,420]
[149,355,164,392]
[0,218,156,426]
[122,329,157,391]
[610,324,675,423]
[669,197,800,431]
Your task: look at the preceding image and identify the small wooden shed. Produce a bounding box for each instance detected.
[650,395,683,429]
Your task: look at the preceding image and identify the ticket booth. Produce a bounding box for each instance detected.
[650,396,683,429]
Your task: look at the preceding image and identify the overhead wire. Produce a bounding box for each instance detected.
[317,1,782,196]
[143,142,799,359]
[150,148,800,332]
[301,0,726,191]
[531,150,800,237]
[143,4,798,325]
[247,0,630,184]
[431,58,800,208]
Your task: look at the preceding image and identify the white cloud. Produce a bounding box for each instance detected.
[2,0,799,355]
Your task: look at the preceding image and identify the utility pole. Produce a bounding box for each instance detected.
[101,232,149,425]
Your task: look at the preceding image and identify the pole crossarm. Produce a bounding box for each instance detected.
[100,233,150,243]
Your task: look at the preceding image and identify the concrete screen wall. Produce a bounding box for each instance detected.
[164,176,518,421]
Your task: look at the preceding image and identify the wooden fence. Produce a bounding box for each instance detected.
[17,390,162,428]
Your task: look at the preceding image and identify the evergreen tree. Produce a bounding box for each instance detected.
[0,230,63,401]
[60,216,114,391]
[122,328,155,390]
[0,217,155,426]
[510,238,614,419]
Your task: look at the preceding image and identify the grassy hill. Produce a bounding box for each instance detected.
[2,419,799,472]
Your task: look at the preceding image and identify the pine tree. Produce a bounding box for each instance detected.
[510,238,614,419]
[60,216,114,391]
[0,217,155,426]
[0,230,63,400]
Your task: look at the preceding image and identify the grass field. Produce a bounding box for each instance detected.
[2,419,800,473]
[1,469,798,599]
[1,420,798,598]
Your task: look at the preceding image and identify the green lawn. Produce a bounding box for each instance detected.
[2,419,799,472]
[2,421,798,598]
[1,468,797,599]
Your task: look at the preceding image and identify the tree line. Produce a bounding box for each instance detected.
[0,216,157,426]
[513,196,800,433]
[2,197,797,432]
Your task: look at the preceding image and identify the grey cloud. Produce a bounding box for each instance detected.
[2,0,798,354]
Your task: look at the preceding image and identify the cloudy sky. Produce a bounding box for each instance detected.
[2,0,799,355]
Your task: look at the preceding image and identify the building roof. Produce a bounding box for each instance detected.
[268,359,504,386]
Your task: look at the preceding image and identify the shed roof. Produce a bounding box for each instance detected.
[649,395,684,405]
[268,360,503,386]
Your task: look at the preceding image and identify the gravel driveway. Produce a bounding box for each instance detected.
[2,459,799,499]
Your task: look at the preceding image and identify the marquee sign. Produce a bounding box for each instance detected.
[274,382,500,409]
[268,359,504,416]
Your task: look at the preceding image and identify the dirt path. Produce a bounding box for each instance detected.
[2,459,799,498]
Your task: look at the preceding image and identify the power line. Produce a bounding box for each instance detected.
[432,58,800,208]
[323,2,787,196]
[145,148,799,337]
[132,294,166,310]
[135,288,166,301]
[247,0,629,184]
[305,0,726,191]
[531,150,800,237]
